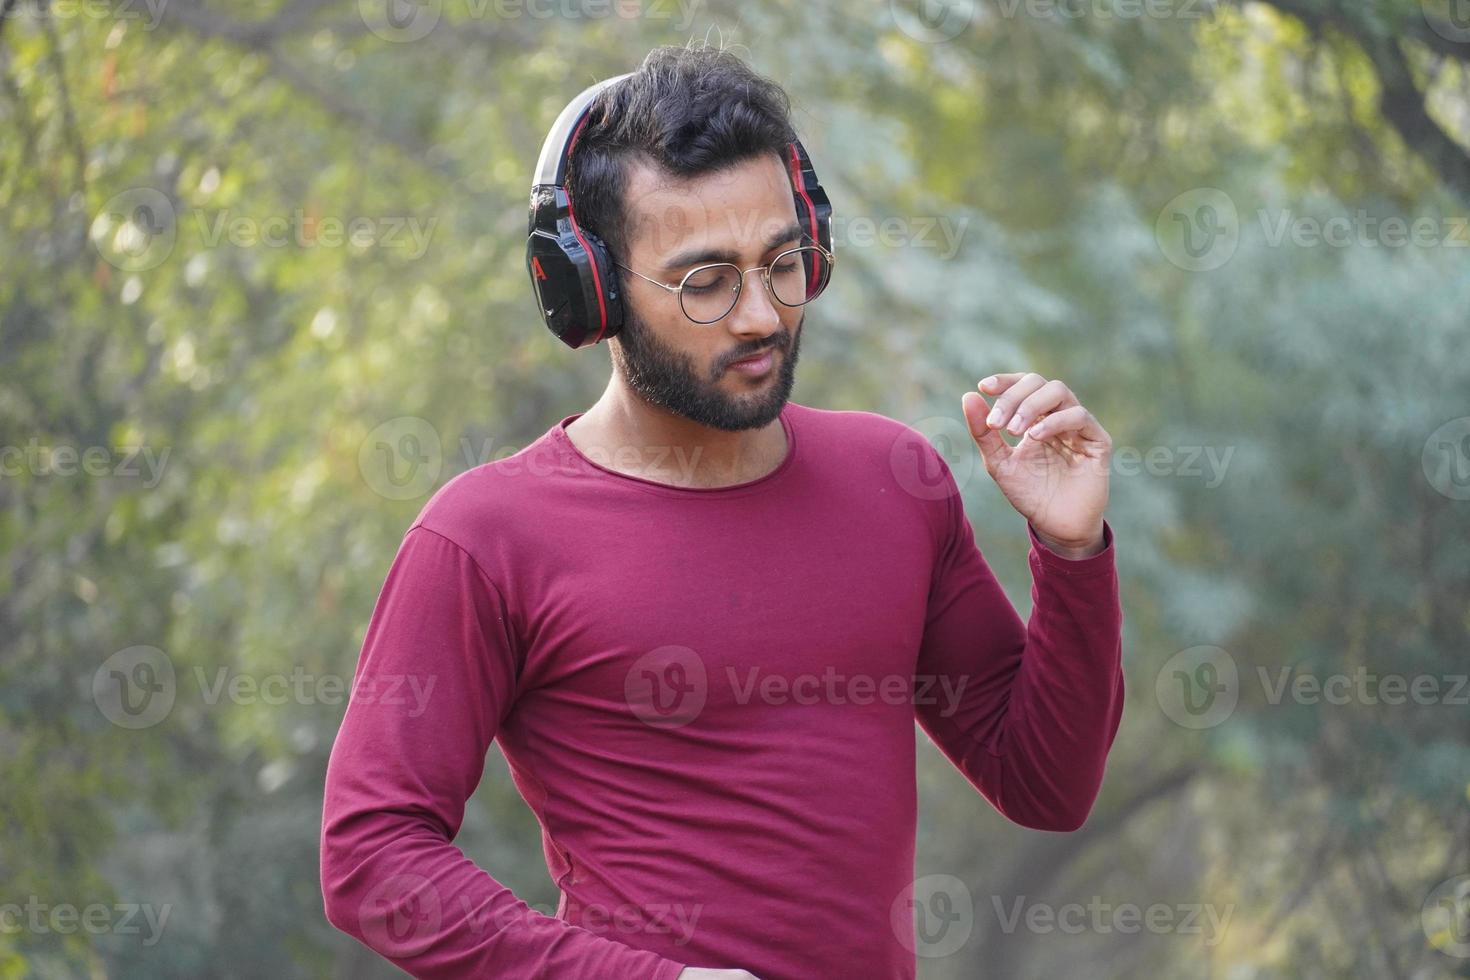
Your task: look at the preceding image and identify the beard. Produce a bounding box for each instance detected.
[609,304,802,432]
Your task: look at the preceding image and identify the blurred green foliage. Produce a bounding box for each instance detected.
[2,0,1467,976]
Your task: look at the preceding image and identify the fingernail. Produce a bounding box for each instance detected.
[1007,418,1024,435]
[1027,423,1044,437]
[987,408,1003,427]
[980,376,995,389]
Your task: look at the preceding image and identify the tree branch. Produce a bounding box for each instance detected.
[37,1,89,194]
[972,763,1199,976]
[1251,0,1470,202]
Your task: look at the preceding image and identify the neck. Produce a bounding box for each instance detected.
[568,378,788,489]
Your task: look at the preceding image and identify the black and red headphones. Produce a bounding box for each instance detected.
[526,72,833,349]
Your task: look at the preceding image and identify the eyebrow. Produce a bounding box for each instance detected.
[660,221,805,272]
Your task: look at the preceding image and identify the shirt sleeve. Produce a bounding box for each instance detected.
[320,524,688,980]
[913,450,1125,832]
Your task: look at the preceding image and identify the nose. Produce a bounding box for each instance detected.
[723,267,783,340]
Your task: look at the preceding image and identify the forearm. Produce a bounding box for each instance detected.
[917,520,1124,832]
[319,801,688,979]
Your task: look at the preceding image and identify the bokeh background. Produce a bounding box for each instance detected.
[3,0,1469,976]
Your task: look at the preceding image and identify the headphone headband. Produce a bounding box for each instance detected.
[532,73,633,189]
[526,72,832,350]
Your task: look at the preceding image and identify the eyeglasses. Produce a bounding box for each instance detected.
[613,241,835,325]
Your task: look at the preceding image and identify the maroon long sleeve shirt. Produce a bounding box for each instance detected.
[320,400,1124,979]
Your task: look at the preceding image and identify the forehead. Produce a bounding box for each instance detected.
[619,152,798,264]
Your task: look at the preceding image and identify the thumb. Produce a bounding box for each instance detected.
[962,391,1009,470]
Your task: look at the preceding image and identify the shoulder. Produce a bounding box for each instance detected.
[787,401,929,450]
[787,402,963,558]
[788,401,956,473]
[403,426,569,564]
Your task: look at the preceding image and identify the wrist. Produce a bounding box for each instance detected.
[1031,522,1106,559]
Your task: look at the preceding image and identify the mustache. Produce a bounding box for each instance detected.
[724,334,790,370]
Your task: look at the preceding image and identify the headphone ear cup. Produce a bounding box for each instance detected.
[786,140,833,255]
[527,74,635,350]
[526,228,623,349]
[582,231,624,340]
[527,230,581,346]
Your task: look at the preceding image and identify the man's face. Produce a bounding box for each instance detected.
[609,152,806,432]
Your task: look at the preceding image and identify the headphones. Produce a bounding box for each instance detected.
[526,72,833,350]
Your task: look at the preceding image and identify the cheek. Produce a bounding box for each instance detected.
[630,303,722,366]
[625,293,683,343]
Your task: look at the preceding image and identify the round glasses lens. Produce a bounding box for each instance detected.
[680,264,742,323]
[769,247,831,307]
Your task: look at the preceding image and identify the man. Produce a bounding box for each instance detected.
[321,44,1124,980]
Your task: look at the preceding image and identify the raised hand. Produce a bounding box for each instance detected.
[961,372,1112,557]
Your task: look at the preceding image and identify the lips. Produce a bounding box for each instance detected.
[731,347,776,367]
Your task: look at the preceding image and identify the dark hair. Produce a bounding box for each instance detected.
[566,44,798,261]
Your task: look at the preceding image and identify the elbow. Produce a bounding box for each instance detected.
[320,857,350,935]
[1004,787,1101,833]
[320,818,445,952]
[321,885,352,936]
[319,830,362,937]
[1023,808,1091,833]
[975,753,1108,832]
[1017,805,1099,834]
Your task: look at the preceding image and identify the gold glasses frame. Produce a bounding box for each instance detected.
[612,239,836,325]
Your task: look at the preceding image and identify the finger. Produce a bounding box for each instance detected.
[962,391,1011,468]
[1022,404,1111,456]
[983,372,1046,432]
[977,373,1026,396]
[1005,379,1079,436]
